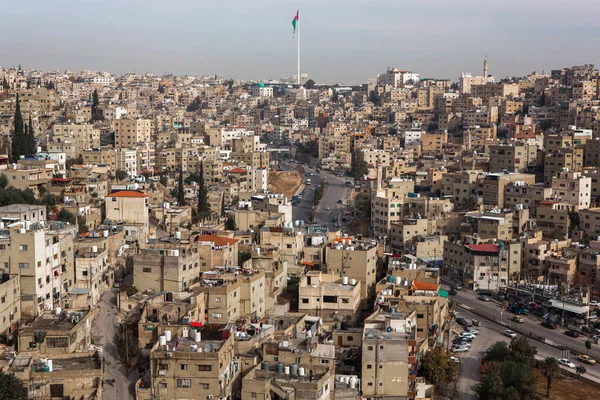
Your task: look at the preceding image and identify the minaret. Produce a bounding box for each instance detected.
[483,56,488,79]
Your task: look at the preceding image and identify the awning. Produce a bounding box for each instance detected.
[438,290,449,298]
[549,300,588,315]
[190,322,203,328]
[302,261,315,267]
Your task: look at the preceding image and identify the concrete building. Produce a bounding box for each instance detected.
[477,173,536,208]
[3,167,51,195]
[544,147,584,185]
[0,273,20,342]
[105,190,149,248]
[115,148,138,177]
[114,118,152,148]
[148,327,241,400]
[488,143,537,173]
[441,170,485,205]
[298,271,362,328]
[551,171,591,209]
[0,204,46,226]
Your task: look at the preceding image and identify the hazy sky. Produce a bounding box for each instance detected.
[1,0,600,84]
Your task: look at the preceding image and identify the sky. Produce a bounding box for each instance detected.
[1,0,600,84]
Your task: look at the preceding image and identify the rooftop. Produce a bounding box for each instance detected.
[465,243,500,253]
[22,310,89,332]
[106,190,148,198]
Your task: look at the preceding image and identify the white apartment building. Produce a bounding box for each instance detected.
[551,171,591,209]
[115,149,138,177]
[251,84,273,98]
[74,247,110,306]
[403,127,424,146]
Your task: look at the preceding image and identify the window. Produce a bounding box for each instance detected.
[367,364,372,369]
[180,364,188,370]
[342,298,350,304]
[197,364,212,372]
[19,245,28,251]
[302,298,309,304]
[177,379,192,388]
[82,271,88,276]
[143,268,152,273]
[18,263,29,269]
[215,297,221,303]
[367,346,373,351]
[212,313,223,319]
[46,337,69,348]
[201,383,209,390]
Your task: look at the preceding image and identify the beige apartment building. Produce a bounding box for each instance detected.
[325,237,378,308]
[298,271,362,328]
[551,171,591,209]
[543,147,584,184]
[441,170,485,204]
[115,148,138,177]
[259,226,303,267]
[503,182,552,217]
[488,143,537,173]
[578,208,600,240]
[82,147,116,171]
[105,190,149,247]
[148,329,241,400]
[477,172,536,208]
[0,273,20,341]
[114,118,152,148]
[520,232,570,279]
[51,123,100,157]
[3,168,51,195]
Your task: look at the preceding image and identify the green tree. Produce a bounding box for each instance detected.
[508,336,537,367]
[238,251,252,267]
[176,169,186,206]
[485,341,511,363]
[576,365,587,377]
[115,324,140,372]
[585,339,592,354]
[225,215,237,231]
[2,77,9,90]
[57,209,77,225]
[350,149,368,180]
[197,161,210,219]
[78,216,89,234]
[66,156,83,169]
[158,84,165,93]
[419,348,456,392]
[304,79,316,89]
[186,96,202,112]
[0,371,27,400]
[540,357,559,398]
[11,94,25,162]
[159,175,168,187]
[0,174,7,189]
[27,114,36,156]
[115,169,128,181]
[91,89,102,121]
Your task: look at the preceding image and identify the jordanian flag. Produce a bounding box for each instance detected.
[292,10,299,36]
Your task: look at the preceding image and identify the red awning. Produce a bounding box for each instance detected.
[302,261,315,267]
[190,322,203,328]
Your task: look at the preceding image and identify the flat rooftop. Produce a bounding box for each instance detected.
[22,310,88,332]
[32,356,100,372]
[0,204,45,213]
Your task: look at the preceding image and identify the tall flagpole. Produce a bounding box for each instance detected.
[297,9,300,86]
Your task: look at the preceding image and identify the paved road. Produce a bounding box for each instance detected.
[452,307,600,398]
[94,288,136,400]
[443,283,600,360]
[283,162,351,229]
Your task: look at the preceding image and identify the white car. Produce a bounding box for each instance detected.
[465,329,479,335]
[451,346,468,353]
[590,301,600,307]
[450,356,460,364]
[459,333,476,340]
[558,358,576,368]
[504,330,517,338]
[324,206,330,210]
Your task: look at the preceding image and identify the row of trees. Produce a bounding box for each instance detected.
[350,149,368,179]
[10,94,36,163]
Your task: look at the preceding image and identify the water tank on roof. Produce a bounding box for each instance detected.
[396,277,402,285]
[299,367,305,376]
[351,279,357,286]
[159,335,167,347]
[342,276,349,285]
[349,376,358,389]
[262,361,270,371]
[276,363,284,374]
[284,365,290,375]
[290,364,298,376]
[388,275,394,283]
[194,331,201,343]
[165,330,172,341]
[91,246,98,253]
[175,231,181,240]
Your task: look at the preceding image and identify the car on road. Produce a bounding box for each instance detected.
[337,199,343,203]
[511,316,524,323]
[472,319,481,327]
[578,354,597,365]
[564,330,580,338]
[450,356,460,364]
[456,317,468,327]
[541,320,558,329]
[558,358,576,368]
[459,333,476,340]
[324,206,330,210]
[465,329,479,335]
[590,300,600,308]
[452,284,463,290]
[453,339,471,346]
[451,346,469,353]
[478,295,491,302]
[504,330,517,338]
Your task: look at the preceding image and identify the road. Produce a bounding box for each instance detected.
[93,288,136,400]
[443,282,600,360]
[282,162,351,229]
[451,307,600,399]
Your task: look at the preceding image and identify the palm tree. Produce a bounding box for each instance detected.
[576,365,587,377]
[540,357,560,398]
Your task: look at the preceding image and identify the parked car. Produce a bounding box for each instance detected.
[456,318,468,327]
[564,330,580,338]
[558,358,576,368]
[578,354,597,365]
[450,356,460,364]
[504,330,517,338]
[337,199,343,203]
[478,295,491,302]
[511,316,524,323]
[451,346,469,353]
[541,320,558,329]
[590,301,600,308]
[465,329,479,335]
[472,319,481,327]
[452,284,463,290]
[324,206,330,210]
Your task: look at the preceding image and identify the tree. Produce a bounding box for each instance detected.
[304,79,316,89]
[115,169,128,181]
[115,324,140,372]
[225,215,237,231]
[2,77,8,90]
[485,341,511,363]
[0,371,27,400]
[27,114,36,156]
[66,156,83,169]
[350,150,368,180]
[176,169,186,206]
[220,196,226,217]
[238,251,252,267]
[0,174,7,189]
[576,365,587,377]
[57,209,77,225]
[159,175,168,187]
[585,339,592,354]
[11,94,25,162]
[419,348,456,391]
[508,336,537,367]
[186,96,202,112]
[540,357,559,398]
[197,161,210,219]
[91,89,102,121]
